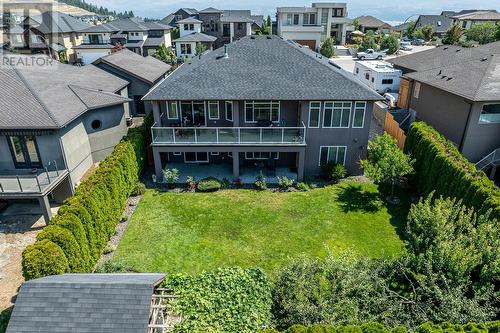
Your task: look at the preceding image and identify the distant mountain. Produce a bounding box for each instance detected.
[57,0,134,18]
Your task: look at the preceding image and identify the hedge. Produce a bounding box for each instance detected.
[22,114,151,280]
[404,122,500,220]
[262,321,500,333]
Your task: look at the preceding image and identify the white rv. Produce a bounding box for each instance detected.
[353,61,402,93]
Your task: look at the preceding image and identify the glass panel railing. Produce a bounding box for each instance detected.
[218,128,238,143]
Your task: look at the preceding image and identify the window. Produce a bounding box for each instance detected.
[308,101,321,128]
[222,23,230,37]
[365,73,370,80]
[323,101,351,128]
[91,119,102,130]
[208,101,219,119]
[88,34,103,44]
[8,135,41,168]
[321,11,328,24]
[333,8,343,17]
[183,24,188,30]
[225,101,233,121]
[413,82,421,99]
[181,101,206,126]
[189,24,194,30]
[134,95,145,115]
[245,152,279,160]
[293,14,299,25]
[173,152,182,156]
[319,146,347,166]
[355,67,359,74]
[237,22,243,30]
[303,13,316,25]
[462,21,467,29]
[286,14,292,25]
[184,152,209,163]
[479,104,500,123]
[245,101,280,123]
[180,43,192,55]
[352,102,366,128]
[381,79,394,85]
[371,77,374,83]
[210,152,219,155]
[167,101,178,119]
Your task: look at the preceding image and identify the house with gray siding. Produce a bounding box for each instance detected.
[143,35,382,182]
[93,49,171,116]
[0,54,130,222]
[389,42,500,168]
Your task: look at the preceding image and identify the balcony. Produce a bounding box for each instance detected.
[280,24,324,33]
[151,124,306,146]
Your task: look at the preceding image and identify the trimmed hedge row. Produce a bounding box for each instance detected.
[262,321,500,333]
[404,122,500,220]
[22,115,151,280]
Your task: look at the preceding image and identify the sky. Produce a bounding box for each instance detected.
[90,0,500,23]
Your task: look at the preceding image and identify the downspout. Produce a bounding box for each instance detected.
[458,100,473,153]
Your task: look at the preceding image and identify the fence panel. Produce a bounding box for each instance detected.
[384,113,406,150]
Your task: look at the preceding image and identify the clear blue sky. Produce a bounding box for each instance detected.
[89,0,500,22]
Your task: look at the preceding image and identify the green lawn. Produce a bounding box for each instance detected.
[113,182,408,274]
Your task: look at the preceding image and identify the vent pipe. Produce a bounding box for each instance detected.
[223,45,229,58]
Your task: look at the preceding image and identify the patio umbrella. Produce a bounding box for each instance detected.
[351,30,365,37]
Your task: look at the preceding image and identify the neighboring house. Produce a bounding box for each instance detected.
[0,54,130,221]
[414,12,455,37]
[143,35,382,182]
[6,273,168,333]
[389,42,500,164]
[172,17,216,59]
[160,7,199,26]
[355,15,392,33]
[4,11,90,63]
[276,2,350,49]
[451,10,500,30]
[93,49,171,116]
[75,17,172,65]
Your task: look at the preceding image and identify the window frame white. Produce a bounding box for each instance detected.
[208,101,219,120]
[244,101,280,123]
[180,43,192,55]
[173,152,182,156]
[245,152,279,160]
[166,101,178,119]
[318,146,347,166]
[308,101,321,128]
[184,152,209,163]
[323,101,351,128]
[225,101,233,122]
[352,101,366,128]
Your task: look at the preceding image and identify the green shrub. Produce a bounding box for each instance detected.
[197,177,221,192]
[221,177,231,189]
[0,308,12,333]
[186,176,196,190]
[322,162,348,182]
[255,172,268,190]
[22,239,69,280]
[95,260,138,273]
[164,267,273,332]
[163,168,179,186]
[278,176,294,189]
[131,182,146,196]
[295,182,309,191]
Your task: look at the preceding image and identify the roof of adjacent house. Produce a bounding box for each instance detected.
[177,17,203,24]
[415,14,454,34]
[144,35,382,101]
[199,7,224,14]
[93,49,171,84]
[451,10,500,21]
[6,273,165,333]
[355,15,392,29]
[26,11,91,34]
[81,17,171,33]
[180,8,199,15]
[0,54,129,130]
[389,42,500,101]
[173,32,217,43]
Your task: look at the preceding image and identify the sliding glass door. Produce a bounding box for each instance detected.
[180,101,206,126]
[8,135,42,168]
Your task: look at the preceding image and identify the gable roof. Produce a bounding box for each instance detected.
[6,273,165,333]
[177,17,203,24]
[93,49,171,84]
[415,14,454,34]
[355,15,392,29]
[25,11,90,34]
[144,35,382,101]
[199,7,224,14]
[82,17,171,33]
[451,10,500,21]
[173,32,217,43]
[0,54,129,130]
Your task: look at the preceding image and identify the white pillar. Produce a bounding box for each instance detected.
[230,22,234,42]
[246,22,251,36]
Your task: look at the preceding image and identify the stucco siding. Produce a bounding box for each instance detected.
[59,122,93,185]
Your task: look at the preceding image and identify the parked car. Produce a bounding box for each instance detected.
[411,38,426,46]
[400,41,413,51]
[356,49,387,60]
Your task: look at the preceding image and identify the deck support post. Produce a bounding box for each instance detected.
[153,147,163,182]
[38,195,52,224]
[490,165,498,180]
[232,151,239,179]
[297,150,305,181]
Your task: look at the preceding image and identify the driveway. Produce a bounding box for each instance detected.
[0,202,58,310]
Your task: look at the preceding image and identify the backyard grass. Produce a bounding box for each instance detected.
[113,182,409,274]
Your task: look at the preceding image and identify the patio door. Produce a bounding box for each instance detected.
[180,101,206,126]
[7,135,42,169]
[184,152,209,163]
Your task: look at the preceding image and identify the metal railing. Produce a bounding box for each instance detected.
[475,148,500,171]
[151,123,307,145]
[0,160,65,194]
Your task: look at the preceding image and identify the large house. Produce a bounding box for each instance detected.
[93,49,171,116]
[143,35,382,183]
[4,11,90,63]
[74,17,172,64]
[414,12,455,37]
[451,10,500,30]
[355,15,392,34]
[171,17,217,59]
[0,54,131,222]
[389,42,500,165]
[276,2,350,49]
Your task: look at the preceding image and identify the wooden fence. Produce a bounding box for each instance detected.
[384,112,406,150]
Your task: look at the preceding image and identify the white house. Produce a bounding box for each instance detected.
[173,17,216,59]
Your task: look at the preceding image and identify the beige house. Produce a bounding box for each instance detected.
[451,10,500,30]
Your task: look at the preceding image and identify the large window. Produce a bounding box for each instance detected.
[8,135,41,168]
[245,152,279,160]
[181,101,206,126]
[319,146,347,166]
[167,101,178,119]
[208,101,219,119]
[479,104,500,124]
[245,101,280,123]
[352,102,366,128]
[323,101,351,128]
[303,13,316,25]
[180,43,192,55]
[225,101,233,121]
[88,34,103,44]
[309,101,321,128]
[333,8,344,17]
[184,152,209,163]
[293,14,299,25]
[222,24,230,37]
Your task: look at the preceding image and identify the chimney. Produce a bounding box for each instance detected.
[223,45,229,59]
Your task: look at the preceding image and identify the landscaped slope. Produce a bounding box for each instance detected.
[113,182,407,274]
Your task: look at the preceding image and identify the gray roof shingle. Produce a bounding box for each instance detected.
[93,49,171,84]
[173,32,217,43]
[415,14,454,34]
[144,36,382,101]
[176,17,203,24]
[6,273,165,333]
[355,15,392,29]
[452,10,500,21]
[27,11,91,34]
[82,17,171,33]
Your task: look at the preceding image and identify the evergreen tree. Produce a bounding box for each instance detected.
[320,38,335,58]
[443,23,464,44]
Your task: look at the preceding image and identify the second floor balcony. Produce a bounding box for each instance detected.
[151,124,306,146]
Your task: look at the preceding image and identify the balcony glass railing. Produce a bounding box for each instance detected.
[151,125,306,145]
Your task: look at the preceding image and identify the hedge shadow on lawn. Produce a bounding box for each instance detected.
[336,184,382,213]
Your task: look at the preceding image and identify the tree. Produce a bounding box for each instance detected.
[465,22,497,44]
[154,43,176,64]
[352,18,361,31]
[495,23,500,41]
[413,24,434,41]
[380,33,399,54]
[195,42,207,57]
[171,27,180,40]
[320,38,335,58]
[404,20,416,37]
[360,133,414,201]
[358,31,378,51]
[259,15,272,35]
[443,22,463,44]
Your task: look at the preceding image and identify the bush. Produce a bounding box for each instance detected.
[295,182,309,191]
[131,182,146,196]
[255,172,268,190]
[197,177,221,192]
[322,162,347,182]
[186,176,196,190]
[164,267,273,332]
[163,168,179,186]
[320,38,335,58]
[277,176,294,189]
[22,239,69,280]
[404,122,499,220]
[221,177,231,189]
[95,260,138,273]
